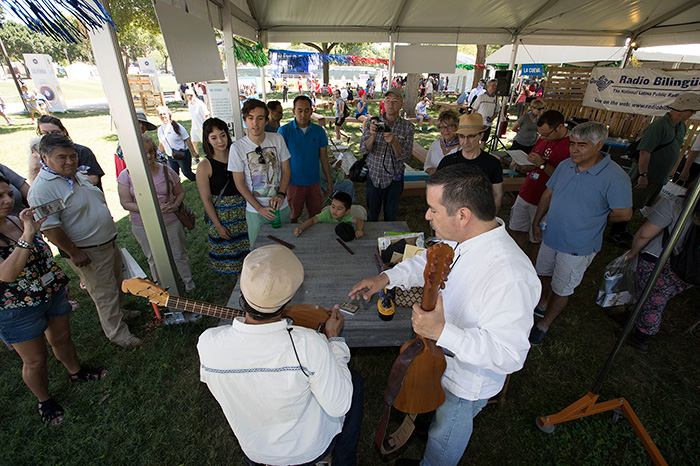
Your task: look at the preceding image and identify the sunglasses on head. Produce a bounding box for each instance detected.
[255,146,265,164]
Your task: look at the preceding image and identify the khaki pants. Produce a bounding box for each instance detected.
[131,221,192,284]
[67,240,133,344]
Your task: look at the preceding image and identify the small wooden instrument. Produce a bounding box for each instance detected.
[375,242,454,454]
[121,278,330,331]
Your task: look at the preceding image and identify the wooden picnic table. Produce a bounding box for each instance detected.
[228,222,416,347]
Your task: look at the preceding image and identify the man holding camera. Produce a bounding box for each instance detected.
[359,88,414,222]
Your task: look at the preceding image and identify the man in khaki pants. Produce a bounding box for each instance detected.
[28,134,140,347]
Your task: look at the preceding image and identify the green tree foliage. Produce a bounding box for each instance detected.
[0,19,90,64]
[111,0,167,68]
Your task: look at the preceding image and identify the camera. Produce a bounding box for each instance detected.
[371,117,391,133]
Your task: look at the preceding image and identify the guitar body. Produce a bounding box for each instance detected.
[283,305,331,331]
[393,336,447,414]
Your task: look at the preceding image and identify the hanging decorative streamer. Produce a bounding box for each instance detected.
[0,0,114,44]
[456,64,508,70]
[269,49,390,69]
[232,38,268,67]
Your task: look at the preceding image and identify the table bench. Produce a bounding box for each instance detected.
[228,223,416,348]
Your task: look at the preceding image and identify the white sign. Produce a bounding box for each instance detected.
[23,53,68,112]
[238,76,261,99]
[207,82,234,132]
[137,57,162,93]
[583,67,700,119]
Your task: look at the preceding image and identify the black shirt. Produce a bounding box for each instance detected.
[436,150,503,184]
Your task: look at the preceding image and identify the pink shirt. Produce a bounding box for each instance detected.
[117,165,180,225]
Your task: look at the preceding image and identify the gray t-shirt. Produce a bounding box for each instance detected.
[513,113,539,146]
[0,164,27,216]
[642,197,692,258]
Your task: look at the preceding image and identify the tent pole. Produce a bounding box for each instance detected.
[388,33,395,88]
[89,0,180,293]
[222,0,244,139]
[261,65,267,101]
[620,38,635,68]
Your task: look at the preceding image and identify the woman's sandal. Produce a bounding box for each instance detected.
[38,397,64,426]
[70,367,108,382]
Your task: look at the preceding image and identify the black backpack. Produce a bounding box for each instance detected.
[669,222,700,285]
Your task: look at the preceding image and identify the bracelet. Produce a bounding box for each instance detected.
[16,238,33,249]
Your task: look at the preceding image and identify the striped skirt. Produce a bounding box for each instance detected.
[207,195,250,274]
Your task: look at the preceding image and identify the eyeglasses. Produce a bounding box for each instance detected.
[537,124,560,138]
[459,132,482,141]
[532,107,544,111]
[39,129,63,135]
[255,146,265,164]
[437,125,456,131]
[384,99,402,105]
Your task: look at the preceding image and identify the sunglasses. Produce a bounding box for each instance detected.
[255,146,265,164]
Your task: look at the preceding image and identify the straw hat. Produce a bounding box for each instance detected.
[240,245,304,313]
[455,113,489,136]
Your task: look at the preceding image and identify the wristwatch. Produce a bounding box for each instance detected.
[539,162,546,171]
[277,191,286,198]
[639,172,648,177]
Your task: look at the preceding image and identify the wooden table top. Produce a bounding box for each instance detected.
[228,222,416,347]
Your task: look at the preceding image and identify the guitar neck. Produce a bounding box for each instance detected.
[166,296,243,320]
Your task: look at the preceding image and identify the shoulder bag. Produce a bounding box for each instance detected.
[161,128,189,161]
[163,166,196,230]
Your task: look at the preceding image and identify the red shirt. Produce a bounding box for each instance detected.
[518,136,571,205]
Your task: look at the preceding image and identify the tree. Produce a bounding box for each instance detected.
[302,42,337,84]
[0,19,91,68]
[110,0,166,69]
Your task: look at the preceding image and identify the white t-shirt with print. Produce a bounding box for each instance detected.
[228,133,291,213]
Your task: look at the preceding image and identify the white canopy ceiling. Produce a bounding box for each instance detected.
[486,44,700,65]
[162,0,700,48]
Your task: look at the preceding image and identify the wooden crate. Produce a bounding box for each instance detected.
[128,75,164,115]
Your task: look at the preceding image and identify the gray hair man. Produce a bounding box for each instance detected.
[530,121,633,346]
[28,134,140,347]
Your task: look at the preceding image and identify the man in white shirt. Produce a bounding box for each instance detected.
[229,99,291,246]
[186,89,209,161]
[198,245,363,466]
[471,79,499,147]
[351,165,540,466]
[415,97,433,132]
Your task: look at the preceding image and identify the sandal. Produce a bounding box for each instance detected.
[38,397,64,426]
[70,367,108,382]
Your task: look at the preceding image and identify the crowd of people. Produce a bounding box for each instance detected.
[1,77,699,466]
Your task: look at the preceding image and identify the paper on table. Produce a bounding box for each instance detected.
[403,244,427,261]
[507,150,533,166]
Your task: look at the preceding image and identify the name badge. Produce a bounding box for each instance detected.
[530,172,540,181]
[40,271,55,286]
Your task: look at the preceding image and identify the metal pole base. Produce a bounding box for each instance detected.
[537,392,668,466]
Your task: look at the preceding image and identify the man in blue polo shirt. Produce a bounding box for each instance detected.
[279,95,332,223]
[529,122,633,346]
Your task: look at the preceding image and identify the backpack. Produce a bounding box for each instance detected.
[342,100,351,118]
[669,222,700,285]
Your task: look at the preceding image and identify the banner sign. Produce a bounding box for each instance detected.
[23,53,68,112]
[521,64,544,76]
[206,82,234,133]
[137,57,162,93]
[583,67,700,119]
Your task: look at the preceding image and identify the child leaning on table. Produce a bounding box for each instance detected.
[294,191,364,238]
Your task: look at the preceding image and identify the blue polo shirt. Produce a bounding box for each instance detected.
[544,154,632,256]
[278,120,328,186]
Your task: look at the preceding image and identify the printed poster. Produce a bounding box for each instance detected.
[23,53,68,112]
[583,67,700,119]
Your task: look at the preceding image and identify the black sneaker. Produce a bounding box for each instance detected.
[529,326,548,346]
[627,328,652,354]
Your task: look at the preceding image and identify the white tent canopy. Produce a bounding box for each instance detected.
[163,0,700,48]
[486,45,626,65]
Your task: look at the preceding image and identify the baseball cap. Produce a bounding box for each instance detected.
[385,87,404,101]
[240,245,304,313]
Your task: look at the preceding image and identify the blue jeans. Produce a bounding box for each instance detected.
[167,150,196,181]
[421,390,488,466]
[366,177,404,222]
[244,369,364,466]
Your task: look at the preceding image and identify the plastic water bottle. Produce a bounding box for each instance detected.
[539,220,547,232]
[271,209,281,229]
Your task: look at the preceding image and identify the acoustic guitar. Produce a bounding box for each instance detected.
[375,242,454,454]
[121,278,331,331]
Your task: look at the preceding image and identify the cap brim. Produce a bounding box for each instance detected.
[455,125,488,136]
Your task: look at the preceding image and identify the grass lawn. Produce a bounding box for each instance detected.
[1,92,700,465]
